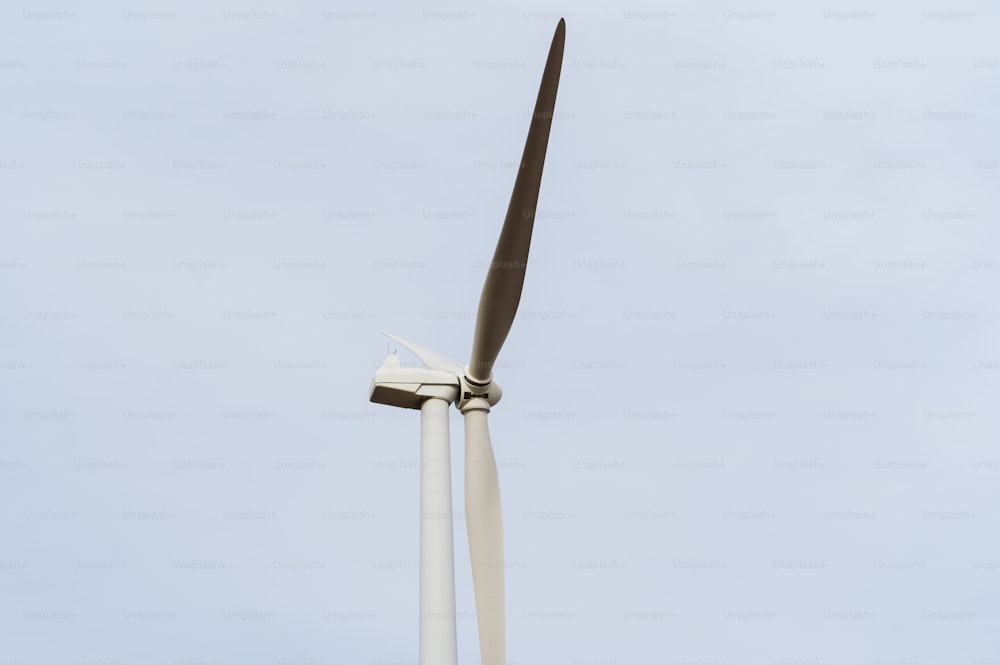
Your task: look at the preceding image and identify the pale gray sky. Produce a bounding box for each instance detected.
[2,1,998,664]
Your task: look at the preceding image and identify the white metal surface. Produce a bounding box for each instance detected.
[420,397,459,665]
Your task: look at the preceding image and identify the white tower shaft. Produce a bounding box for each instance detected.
[420,397,458,665]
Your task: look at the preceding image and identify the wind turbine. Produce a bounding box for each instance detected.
[368,18,566,665]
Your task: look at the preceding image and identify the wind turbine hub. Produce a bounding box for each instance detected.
[457,373,503,411]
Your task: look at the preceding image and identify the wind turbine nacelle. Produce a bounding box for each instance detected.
[369,355,459,410]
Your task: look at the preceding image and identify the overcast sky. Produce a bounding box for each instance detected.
[2,1,998,664]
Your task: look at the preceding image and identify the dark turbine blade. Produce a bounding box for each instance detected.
[468,19,565,383]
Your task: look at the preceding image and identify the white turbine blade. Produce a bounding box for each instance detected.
[382,332,463,374]
[468,18,566,383]
[464,408,505,665]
